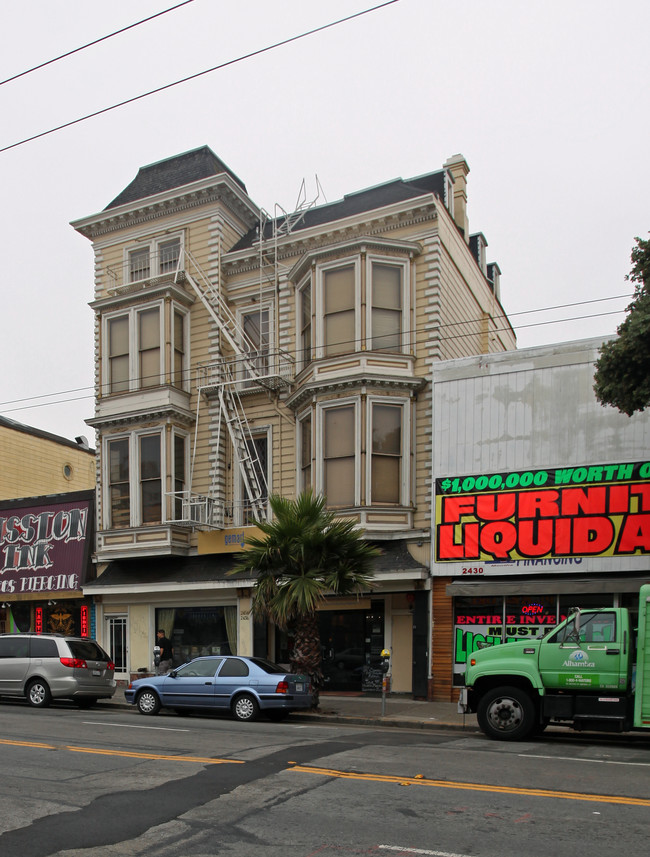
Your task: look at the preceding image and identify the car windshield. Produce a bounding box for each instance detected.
[248,658,287,674]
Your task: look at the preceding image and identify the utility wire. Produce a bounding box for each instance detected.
[0,1,196,87]
[0,297,631,417]
[0,0,400,154]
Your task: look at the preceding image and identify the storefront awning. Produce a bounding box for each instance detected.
[446,575,649,597]
[84,555,254,596]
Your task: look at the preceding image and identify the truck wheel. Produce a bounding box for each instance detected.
[477,686,535,741]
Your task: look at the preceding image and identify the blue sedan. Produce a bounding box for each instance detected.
[124,655,313,721]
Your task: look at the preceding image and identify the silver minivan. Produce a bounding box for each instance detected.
[0,633,116,708]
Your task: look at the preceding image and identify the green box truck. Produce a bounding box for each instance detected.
[458,583,650,740]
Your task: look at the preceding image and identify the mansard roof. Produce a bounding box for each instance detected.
[230,169,448,252]
[104,146,247,210]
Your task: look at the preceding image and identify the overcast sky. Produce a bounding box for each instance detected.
[1,0,647,442]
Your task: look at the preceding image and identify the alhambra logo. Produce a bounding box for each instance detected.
[563,650,595,668]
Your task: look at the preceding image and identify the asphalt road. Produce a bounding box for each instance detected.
[0,699,649,857]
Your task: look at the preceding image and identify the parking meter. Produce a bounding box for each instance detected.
[380,649,391,674]
[153,645,161,670]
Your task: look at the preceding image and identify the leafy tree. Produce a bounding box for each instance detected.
[232,491,378,707]
[594,235,650,416]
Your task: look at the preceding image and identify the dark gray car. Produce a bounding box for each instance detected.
[0,633,116,708]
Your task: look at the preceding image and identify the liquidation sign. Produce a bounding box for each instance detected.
[435,461,650,562]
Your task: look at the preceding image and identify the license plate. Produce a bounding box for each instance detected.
[295,683,304,692]
[92,669,101,676]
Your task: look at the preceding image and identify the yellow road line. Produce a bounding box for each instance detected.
[0,738,55,750]
[289,766,650,807]
[0,737,243,765]
[67,746,243,765]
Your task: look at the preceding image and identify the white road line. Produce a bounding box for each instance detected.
[379,847,473,857]
[83,721,190,732]
[519,753,650,767]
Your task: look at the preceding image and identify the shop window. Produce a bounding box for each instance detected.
[157,606,238,668]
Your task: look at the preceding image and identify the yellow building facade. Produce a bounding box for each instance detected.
[0,416,95,636]
[72,148,516,696]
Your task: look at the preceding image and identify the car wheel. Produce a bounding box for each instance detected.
[136,689,161,715]
[477,685,535,741]
[231,693,259,722]
[27,679,52,708]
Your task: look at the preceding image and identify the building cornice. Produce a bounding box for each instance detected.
[71,175,260,240]
[222,196,438,276]
[286,372,427,410]
[86,405,195,431]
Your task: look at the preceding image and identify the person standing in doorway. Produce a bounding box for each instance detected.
[155,629,173,675]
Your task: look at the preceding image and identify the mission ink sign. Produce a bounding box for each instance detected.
[0,492,94,594]
[435,461,650,562]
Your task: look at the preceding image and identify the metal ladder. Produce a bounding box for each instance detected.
[180,250,268,523]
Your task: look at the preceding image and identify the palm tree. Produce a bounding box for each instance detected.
[232,491,379,707]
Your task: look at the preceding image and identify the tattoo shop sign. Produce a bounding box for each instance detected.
[435,461,650,562]
[0,495,93,594]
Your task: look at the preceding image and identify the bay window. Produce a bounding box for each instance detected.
[138,307,161,388]
[322,265,355,357]
[103,301,187,394]
[323,404,356,507]
[299,278,312,367]
[139,434,162,523]
[370,262,403,352]
[310,397,409,510]
[104,430,188,528]
[370,403,402,504]
[299,412,312,492]
[108,438,130,528]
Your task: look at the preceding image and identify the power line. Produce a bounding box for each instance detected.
[0,1,401,154]
[0,296,630,417]
[0,1,196,87]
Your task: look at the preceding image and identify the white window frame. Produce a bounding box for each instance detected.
[296,273,313,372]
[315,398,360,508]
[172,306,190,391]
[124,232,184,284]
[365,396,410,507]
[315,256,361,360]
[296,408,313,494]
[234,425,272,522]
[365,254,410,354]
[102,300,190,394]
[171,429,190,520]
[236,302,274,383]
[103,428,166,529]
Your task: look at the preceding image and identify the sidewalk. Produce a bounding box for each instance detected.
[101,689,479,732]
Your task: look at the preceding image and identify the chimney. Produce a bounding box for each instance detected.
[443,154,470,241]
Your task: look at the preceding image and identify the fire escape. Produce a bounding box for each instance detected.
[168,181,323,529]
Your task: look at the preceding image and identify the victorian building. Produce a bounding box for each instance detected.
[72,147,515,693]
